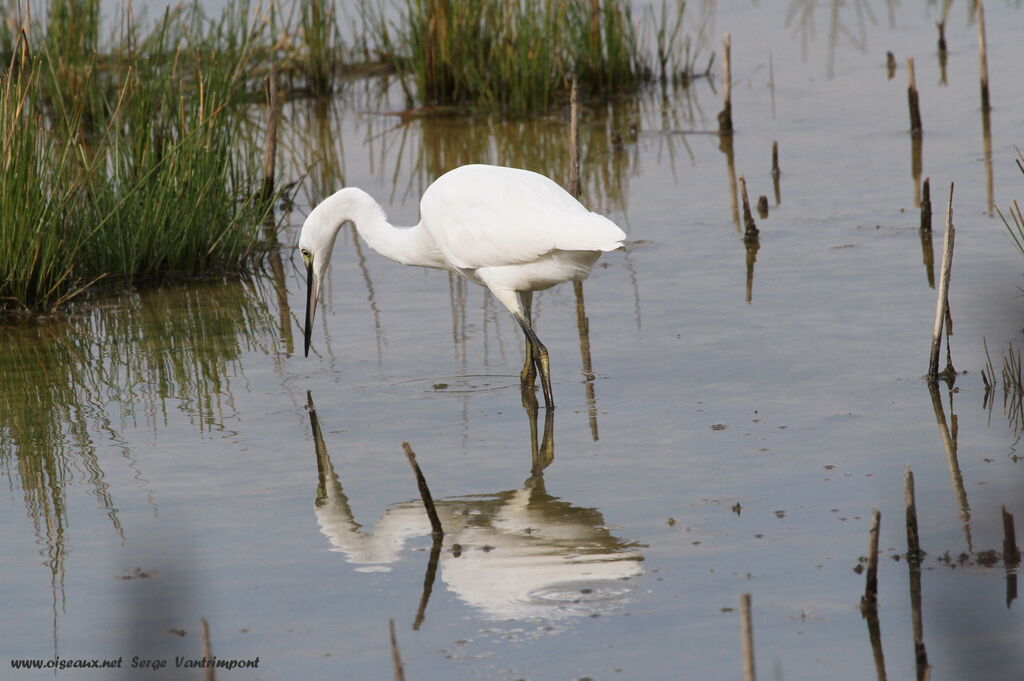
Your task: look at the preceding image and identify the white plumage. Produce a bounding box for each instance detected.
[298,164,626,407]
[420,165,625,269]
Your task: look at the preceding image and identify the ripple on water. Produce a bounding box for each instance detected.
[521,579,633,615]
[389,374,520,398]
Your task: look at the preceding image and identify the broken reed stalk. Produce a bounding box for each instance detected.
[717,33,733,134]
[1006,507,1021,609]
[977,0,990,113]
[904,467,922,563]
[389,619,406,681]
[886,51,896,80]
[744,228,759,304]
[402,442,444,539]
[200,618,215,681]
[911,134,923,209]
[568,74,581,200]
[862,509,881,611]
[920,178,932,232]
[1004,506,1021,566]
[739,176,758,242]
[928,184,955,381]
[262,62,279,201]
[937,21,947,55]
[740,593,756,681]
[771,141,781,205]
[907,58,922,137]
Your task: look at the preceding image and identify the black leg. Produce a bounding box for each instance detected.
[519,291,537,388]
[516,315,553,409]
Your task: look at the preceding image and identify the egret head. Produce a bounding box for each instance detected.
[298,203,344,357]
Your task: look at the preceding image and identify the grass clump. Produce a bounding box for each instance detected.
[381,0,696,116]
[0,21,276,313]
[999,150,1024,259]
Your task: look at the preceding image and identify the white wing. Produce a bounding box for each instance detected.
[418,165,625,270]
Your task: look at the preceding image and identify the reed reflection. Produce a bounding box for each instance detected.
[282,83,716,366]
[293,102,638,218]
[745,233,760,304]
[919,179,936,288]
[410,105,636,217]
[0,276,282,648]
[719,130,740,232]
[927,381,972,552]
[785,0,876,78]
[937,16,949,86]
[910,126,923,209]
[306,393,643,624]
[981,103,994,215]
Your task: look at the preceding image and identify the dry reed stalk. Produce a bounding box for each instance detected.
[568,75,581,200]
[928,185,955,380]
[740,593,755,681]
[977,0,990,113]
[907,58,922,136]
[1004,506,1021,566]
[904,467,921,562]
[402,442,444,538]
[920,178,932,232]
[718,33,732,134]
[862,509,881,610]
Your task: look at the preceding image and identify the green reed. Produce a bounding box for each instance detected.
[381,0,691,116]
[0,10,276,312]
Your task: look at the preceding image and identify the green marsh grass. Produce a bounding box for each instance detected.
[381,0,694,116]
[645,0,704,84]
[1,21,276,312]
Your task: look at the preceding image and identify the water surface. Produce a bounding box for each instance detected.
[4,3,1024,680]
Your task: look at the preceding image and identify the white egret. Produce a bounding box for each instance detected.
[298,164,625,407]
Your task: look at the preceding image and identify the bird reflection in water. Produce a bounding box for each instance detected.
[306,392,643,622]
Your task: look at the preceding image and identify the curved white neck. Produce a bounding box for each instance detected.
[314,188,444,269]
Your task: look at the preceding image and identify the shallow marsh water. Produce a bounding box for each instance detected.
[4,2,1024,680]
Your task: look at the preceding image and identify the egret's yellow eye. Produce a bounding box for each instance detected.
[300,248,312,263]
